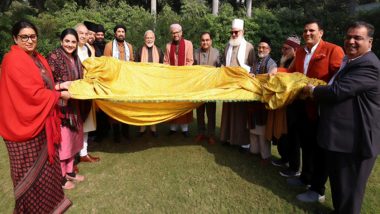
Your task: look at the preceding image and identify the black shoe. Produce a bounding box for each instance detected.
[167,130,177,136]
[182,131,190,138]
[271,159,289,167]
[151,131,159,137]
[280,168,301,177]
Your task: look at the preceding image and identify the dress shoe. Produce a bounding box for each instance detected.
[182,131,190,138]
[80,154,99,163]
[66,173,85,182]
[195,134,207,142]
[88,153,100,161]
[296,190,325,203]
[167,130,177,136]
[208,137,216,145]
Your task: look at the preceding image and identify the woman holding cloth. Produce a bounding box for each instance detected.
[47,28,86,189]
[0,20,72,213]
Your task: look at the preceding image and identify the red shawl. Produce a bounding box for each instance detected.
[0,45,61,163]
[169,39,185,66]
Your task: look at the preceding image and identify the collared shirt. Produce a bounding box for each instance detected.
[328,51,369,85]
[77,45,89,62]
[303,41,320,75]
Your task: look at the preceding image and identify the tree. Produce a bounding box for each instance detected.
[0,0,12,12]
[212,0,218,15]
[151,0,157,15]
[246,0,252,17]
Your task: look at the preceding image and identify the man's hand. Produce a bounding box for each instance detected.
[303,83,315,97]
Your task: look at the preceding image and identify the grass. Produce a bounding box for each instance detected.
[1,103,379,213]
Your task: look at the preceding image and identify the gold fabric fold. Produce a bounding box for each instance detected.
[69,57,325,125]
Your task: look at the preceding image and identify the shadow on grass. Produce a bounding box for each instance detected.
[87,121,333,213]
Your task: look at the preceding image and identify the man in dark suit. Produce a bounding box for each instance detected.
[304,21,380,214]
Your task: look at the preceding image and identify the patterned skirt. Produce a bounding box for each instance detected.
[4,130,72,214]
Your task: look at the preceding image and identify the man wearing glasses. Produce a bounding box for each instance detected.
[164,23,194,137]
[220,18,256,147]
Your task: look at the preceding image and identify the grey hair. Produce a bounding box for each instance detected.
[144,30,155,37]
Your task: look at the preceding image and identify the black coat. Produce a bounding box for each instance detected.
[314,51,380,158]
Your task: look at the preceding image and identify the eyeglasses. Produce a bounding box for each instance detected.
[282,47,291,51]
[230,31,241,35]
[18,34,37,42]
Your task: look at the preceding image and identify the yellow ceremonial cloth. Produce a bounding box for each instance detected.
[69,57,325,125]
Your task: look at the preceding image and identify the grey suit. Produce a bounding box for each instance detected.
[194,47,220,136]
[313,51,380,214]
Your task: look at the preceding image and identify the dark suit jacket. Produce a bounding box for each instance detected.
[314,51,380,158]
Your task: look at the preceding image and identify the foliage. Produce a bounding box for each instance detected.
[1,0,380,62]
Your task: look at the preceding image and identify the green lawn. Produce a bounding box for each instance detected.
[1,104,379,213]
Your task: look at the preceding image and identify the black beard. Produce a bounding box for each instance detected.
[116,37,125,42]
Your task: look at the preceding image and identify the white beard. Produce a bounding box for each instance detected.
[258,53,267,59]
[145,42,154,48]
[280,55,288,65]
[229,35,243,47]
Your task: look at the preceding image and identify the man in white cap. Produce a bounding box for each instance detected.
[220,18,256,147]
[164,23,194,137]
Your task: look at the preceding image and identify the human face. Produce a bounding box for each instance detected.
[230,28,243,40]
[115,28,125,42]
[303,23,323,49]
[61,34,77,55]
[171,28,182,42]
[281,44,295,58]
[144,31,155,47]
[87,30,95,45]
[344,26,373,59]
[76,25,88,46]
[200,33,212,51]
[95,32,104,42]
[13,27,37,55]
[257,42,270,58]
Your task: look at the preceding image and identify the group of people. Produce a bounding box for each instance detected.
[0,17,378,214]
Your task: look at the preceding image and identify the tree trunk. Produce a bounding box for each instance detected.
[212,0,218,16]
[246,0,252,17]
[151,0,157,15]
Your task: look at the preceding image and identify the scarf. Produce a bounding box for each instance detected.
[0,45,61,163]
[112,39,130,61]
[226,37,250,72]
[141,45,160,63]
[169,39,185,66]
[47,47,84,131]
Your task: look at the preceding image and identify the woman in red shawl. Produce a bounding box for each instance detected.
[47,28,85,190]
[0,20,72,213]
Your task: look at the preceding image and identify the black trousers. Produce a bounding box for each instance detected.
[196,103,216,136]
[326,150,377,214]
[296,102,328,195]
[284,102,302,172]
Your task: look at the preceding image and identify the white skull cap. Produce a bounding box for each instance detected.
[232,19,244,30]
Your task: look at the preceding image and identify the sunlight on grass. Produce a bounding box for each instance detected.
[1,105,379,213]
